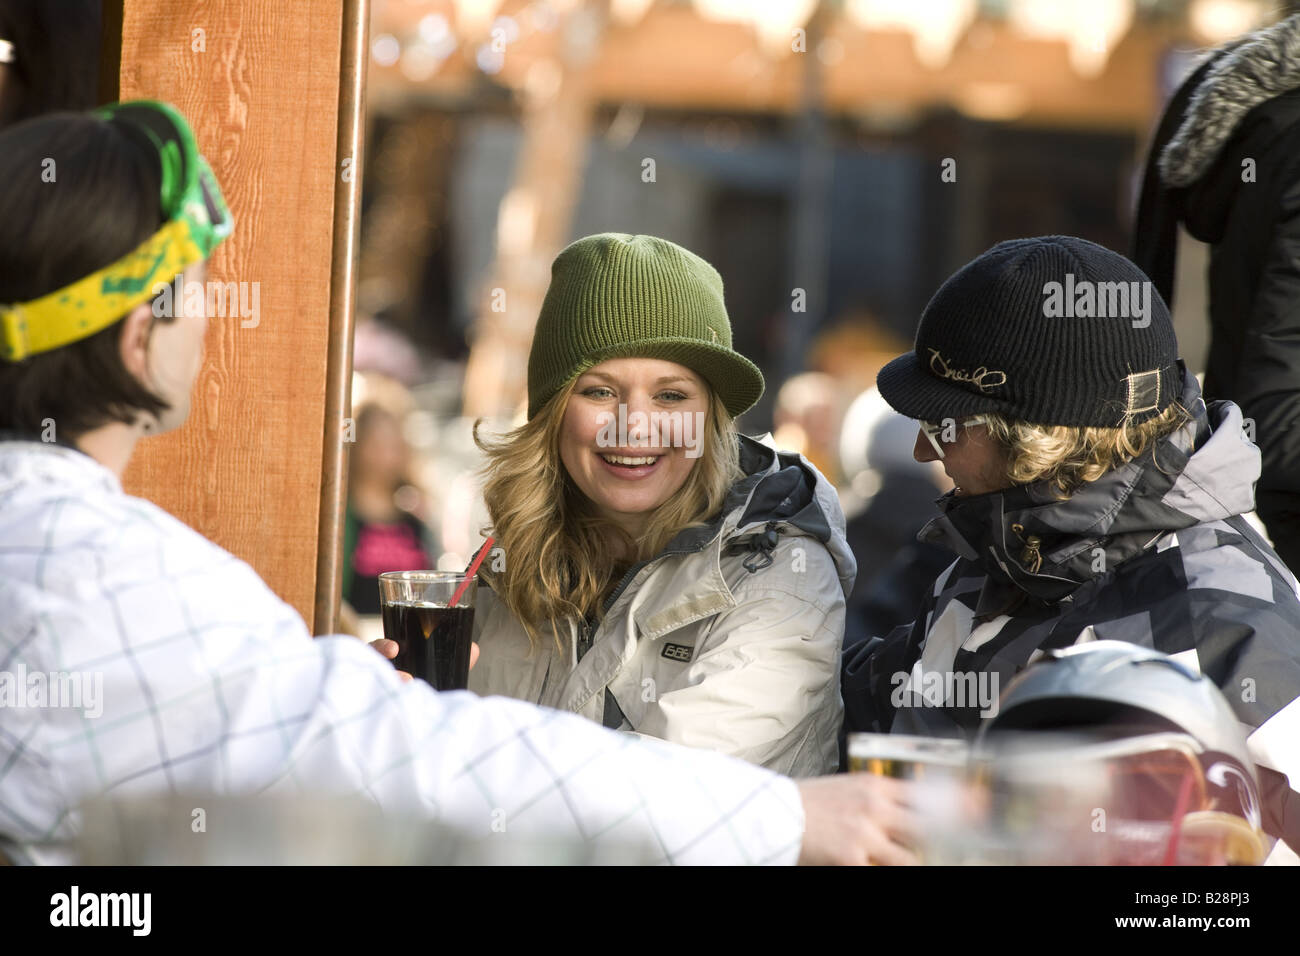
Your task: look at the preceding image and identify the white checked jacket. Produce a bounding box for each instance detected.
[0,441,804,864]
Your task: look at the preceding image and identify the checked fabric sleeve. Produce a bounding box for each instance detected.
[0,442,804,864]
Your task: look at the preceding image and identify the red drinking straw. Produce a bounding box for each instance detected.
[1160,766,1198,866]
[448,536,494,608]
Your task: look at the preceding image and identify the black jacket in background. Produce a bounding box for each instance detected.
[1132,14,1300,573]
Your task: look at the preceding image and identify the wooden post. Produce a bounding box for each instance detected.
[316,0,369,635]
[115,0,364,633]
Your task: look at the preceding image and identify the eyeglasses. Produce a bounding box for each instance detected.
[919,415,990,459]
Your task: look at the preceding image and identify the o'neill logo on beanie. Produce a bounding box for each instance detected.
[927,348,1007,393]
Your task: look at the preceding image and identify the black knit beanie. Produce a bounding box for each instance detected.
[877,236,1181,427]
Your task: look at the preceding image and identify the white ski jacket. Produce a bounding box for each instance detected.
[470,436,855,778]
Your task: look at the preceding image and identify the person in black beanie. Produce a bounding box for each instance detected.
[842,235,1300,864]
[1132,6,1300,575]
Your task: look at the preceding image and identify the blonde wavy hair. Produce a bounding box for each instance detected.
[982,401,1194,499]
[473,376,743,650]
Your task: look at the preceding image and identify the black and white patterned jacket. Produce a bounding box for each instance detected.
[843,370,1300,863]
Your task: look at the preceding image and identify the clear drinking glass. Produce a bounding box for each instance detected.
[378,571,477,691]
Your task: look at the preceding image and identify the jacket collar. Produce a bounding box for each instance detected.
[617,436,780,638]
[621,434,854,636]
[0,436,120,496]
[918,370,1252,606]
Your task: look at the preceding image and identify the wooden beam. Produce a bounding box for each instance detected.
[369,7,1177,131]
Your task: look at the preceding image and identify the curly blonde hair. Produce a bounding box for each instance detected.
[982,402,1194,499]
[473,378,743,650]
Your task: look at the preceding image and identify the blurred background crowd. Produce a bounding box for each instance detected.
[343,0,1289,626]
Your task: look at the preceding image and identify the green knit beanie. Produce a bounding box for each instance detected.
[527,233,765,419]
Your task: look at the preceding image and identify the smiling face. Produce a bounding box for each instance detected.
[913,418,1010,497]
[559,357,710,538]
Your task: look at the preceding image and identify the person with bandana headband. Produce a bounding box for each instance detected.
[0,102,916,866]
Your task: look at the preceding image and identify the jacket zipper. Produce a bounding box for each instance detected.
[576,618,595,660]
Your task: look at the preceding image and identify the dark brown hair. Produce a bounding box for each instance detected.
[0,111,173,440]
[0,1,102,129]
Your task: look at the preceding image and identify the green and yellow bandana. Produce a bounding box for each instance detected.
[0,100,232,362]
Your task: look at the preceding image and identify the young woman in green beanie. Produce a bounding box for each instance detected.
[469,233,855,777]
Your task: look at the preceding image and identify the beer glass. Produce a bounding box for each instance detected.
[847,734,972,864]
[847,733,970,779]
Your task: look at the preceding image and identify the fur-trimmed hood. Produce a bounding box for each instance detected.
[1160,13,1300,188]
[1131,10,1300,586]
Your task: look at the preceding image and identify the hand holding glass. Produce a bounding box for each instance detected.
[378,571,476,691]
